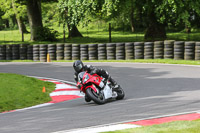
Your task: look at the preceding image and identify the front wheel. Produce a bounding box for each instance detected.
[115,86,125,100]
[86,88,106,105]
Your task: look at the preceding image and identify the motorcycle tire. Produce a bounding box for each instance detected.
[115,86,125,100]
[86,88,106,105]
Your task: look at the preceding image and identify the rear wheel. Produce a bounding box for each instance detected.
[86,88,106,105]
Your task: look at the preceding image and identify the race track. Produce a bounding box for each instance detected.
[0,62,200,133]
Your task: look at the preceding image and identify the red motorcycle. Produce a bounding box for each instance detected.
[76,71,125,104]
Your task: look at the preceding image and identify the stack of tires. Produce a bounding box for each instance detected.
[48,44,56,60]
[0,45,6,60]
[125,42,134,60]
[88,44,98,60]
[56,44,64,60]
[33,45,39,61]
[64,44,72,60]
[154,41,164,59]
[134,42,144,59]
[144,42,154,59]
[72,44,80,60]
[174,41,184,60]
[184,41,195,60]
[27,45,33,60]
[98,44,107,60]
[107,43,116,60]
[39,44,47,62]
[6,45,12,60]
[19,44,28,60]
[80,44,88,60]
[164,40,174,59]
[195,42,200,60]
[116,43,125,60]
[12,44,20,60]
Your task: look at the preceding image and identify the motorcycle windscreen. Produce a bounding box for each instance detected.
[103,85,113,99]
[78,71,85,83]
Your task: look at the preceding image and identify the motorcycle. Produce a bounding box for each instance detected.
[76,71,125,104]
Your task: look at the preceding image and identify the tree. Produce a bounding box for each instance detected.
[14,0,58,41]
[0,0,28,33]
[57,0,84,38]
[26,0,43,41]
[57,0,120,38]
[131,0,200,40]
[12,0,28,33]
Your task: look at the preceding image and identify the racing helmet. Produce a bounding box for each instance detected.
[73,60,84,73]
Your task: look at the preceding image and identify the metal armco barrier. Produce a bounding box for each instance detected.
[1,41,200,62]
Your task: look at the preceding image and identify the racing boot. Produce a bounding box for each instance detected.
[109,77,119,90]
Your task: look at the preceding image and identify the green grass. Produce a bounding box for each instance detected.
[1,27,200,45]
[52,59,200,66]
[0,73,55,112]
[1,59,200,66]
[103,119,200,133]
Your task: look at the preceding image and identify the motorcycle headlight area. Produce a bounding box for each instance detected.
[83,74,89,83]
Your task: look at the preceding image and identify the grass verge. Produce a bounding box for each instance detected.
[1,28,200,45]
[1,59,200,66]
[52,59,200,66]
[0,73,55,112]
[103,119,200,133]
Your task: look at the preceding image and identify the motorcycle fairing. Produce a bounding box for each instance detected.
[103,84,113,99]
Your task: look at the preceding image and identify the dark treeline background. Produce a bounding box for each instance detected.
[0,0,200,42]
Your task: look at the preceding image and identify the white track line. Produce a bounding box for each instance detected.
[50,91,84,97]
[53,124,140,133]
[52,110,200,133]
[28,76,76,85]
[55,84,77,90]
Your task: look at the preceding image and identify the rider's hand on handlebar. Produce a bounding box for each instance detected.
[90,70,97,75]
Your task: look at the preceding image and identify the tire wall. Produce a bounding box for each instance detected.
[116,43,125,60]
[164,40,174,59]
[72,44,80,60]
[107,43,116,60]
[1,41,200,61]
[56,43,64,60]
[154,41,164,59]
[89,44,98,60]
[98,44,107,60]
[195,42,200,60]
[80,44,88,60]
[144,42,154,59]
[48,44,56,60]
[125,42,134,60]
[134,42,144,59]
[64,44,72,60]
[174,41,184,60]
[0,45,6,60]
[39,44,47,62]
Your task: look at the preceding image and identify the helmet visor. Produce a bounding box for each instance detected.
[75,64,83,72]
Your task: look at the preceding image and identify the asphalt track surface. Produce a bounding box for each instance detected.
[0,62,200,133]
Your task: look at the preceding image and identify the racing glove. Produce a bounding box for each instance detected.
[90,69,97,75]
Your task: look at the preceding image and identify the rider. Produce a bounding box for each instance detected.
[73,60,119,88]
[73,60,119,102]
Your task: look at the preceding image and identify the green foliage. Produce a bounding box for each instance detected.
[42,2,60,27]
[57,0,121,28]
[0,0,27,19]
[35,26,59,41]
